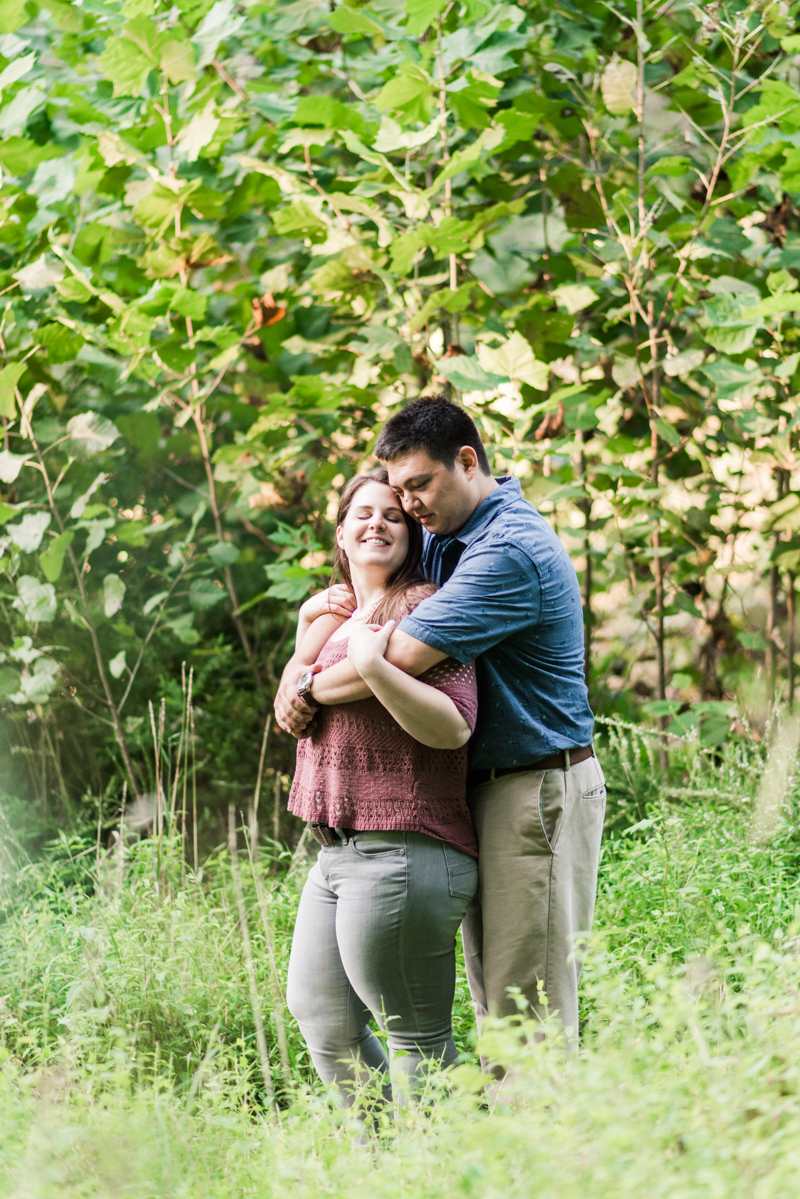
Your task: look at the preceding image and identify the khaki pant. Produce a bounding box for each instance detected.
[461,753,606,1042]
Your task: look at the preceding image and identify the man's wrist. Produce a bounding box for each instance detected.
[296,668,321,709]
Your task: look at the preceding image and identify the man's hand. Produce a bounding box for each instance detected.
[274,660,321,738]
[347,620,397,679]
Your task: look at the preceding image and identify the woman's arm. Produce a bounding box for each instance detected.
[347,622,471,750]
[296,612,347,665]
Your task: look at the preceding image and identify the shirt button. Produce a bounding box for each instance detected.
[399,849,405,855]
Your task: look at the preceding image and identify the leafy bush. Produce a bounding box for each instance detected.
[2,720,800,1195]
[3,0,800,828]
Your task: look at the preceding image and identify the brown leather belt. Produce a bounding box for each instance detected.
[310,823,356,847]
[467,744,594,789]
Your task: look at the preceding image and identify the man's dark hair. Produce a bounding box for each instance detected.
[374,395,491,475]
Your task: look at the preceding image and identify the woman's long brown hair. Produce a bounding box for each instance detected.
[331,468,426,626]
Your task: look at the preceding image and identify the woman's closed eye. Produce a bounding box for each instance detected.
[354,508,404,522]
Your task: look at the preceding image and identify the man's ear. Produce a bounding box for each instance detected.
[457,446,479,477]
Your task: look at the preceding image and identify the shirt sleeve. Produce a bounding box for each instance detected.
[398,543,541,664]
[418,659,478,731]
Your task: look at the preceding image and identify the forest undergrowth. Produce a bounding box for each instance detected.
[1,719,800,1196]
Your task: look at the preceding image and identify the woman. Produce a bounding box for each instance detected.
[285,469,479,1110]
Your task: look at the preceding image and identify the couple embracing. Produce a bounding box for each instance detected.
[275,396,605,1107]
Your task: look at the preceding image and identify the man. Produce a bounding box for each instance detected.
[275,396,605,1043]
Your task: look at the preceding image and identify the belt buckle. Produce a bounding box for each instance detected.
[311,822,350,847]
[311,822,336,846]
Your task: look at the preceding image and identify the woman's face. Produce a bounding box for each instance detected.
[337,481,409,579]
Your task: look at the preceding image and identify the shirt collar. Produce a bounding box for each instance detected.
[435,476,522,549]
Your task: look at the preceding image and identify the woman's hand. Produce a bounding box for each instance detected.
[347,620,397,679]
[300,585,356,625]
[295,584,356,652]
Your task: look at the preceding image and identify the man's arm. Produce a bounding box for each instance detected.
[273,629,445,736]
[312,629,445,704]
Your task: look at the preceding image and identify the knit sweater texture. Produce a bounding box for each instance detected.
[288,612,478,858]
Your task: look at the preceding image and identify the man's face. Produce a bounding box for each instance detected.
[386,449,478,536]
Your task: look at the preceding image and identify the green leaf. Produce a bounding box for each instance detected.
[0,450,29,484]
[109,650,127,679]
[12,576,57,623]
[192,0,245,69]
[738,630,769,650]
[8,512,50,553]
[0,0,27,33]
[208,541,239,566]
[67,413,122,457]
[477,333,549,390]
[673,591,702,620]
[328,6,382,34]
[494,106,536,147]
[36,323,84,364]
[389,228,429,275]
[742,293,800,318]
[405,0,448,35]
[272,200,328,243]
[436,354,505,392]
[169,285,208,321]
[265,563,319,602]
[448,71,503,131]
[654,418,681,448]
[54,275,94,303]
[744,80,800,136]
[189,577,226,609]
[160,37,195,84]
[0,666,21,698]
[103,573,126,618]
[97,37,154,98]
[374,63,434,125]
[294,95,368,135]
[0,137,61,175]
[601,58,637,115]
[425,128,498,196]
[0,362,25,418]
[703,326,758,354]
[165,610,200,644]
[646,156,692,177]
[641,699,681,717]
[117,412,161,461]
[134,181,191,237]
[39,530,74,583]
[551,284,597,315]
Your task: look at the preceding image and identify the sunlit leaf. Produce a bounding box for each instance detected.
[477,333,549,390]
[12,576,57,623]
[103,573,126,618]
[67,413,121,457]
[601,58,637,115]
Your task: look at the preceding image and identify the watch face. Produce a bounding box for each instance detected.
[297,671,313,693]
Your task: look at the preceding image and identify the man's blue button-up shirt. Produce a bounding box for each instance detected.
[398,476,594,769]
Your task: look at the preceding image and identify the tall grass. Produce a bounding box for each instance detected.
[2,718,800,1196]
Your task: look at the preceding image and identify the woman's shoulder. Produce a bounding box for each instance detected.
[397,581,438,617]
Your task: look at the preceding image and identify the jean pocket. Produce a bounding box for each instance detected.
[582,783,606,804]
[442,844,478,900]
[351,832,406,857]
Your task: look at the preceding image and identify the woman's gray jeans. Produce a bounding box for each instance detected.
[286,830,478,1107]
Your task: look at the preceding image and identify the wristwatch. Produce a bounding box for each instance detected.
[296,670,321,710]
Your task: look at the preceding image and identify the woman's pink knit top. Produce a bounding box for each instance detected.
[288,599,479,858]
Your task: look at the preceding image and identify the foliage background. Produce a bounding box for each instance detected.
[2,0,800,834]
